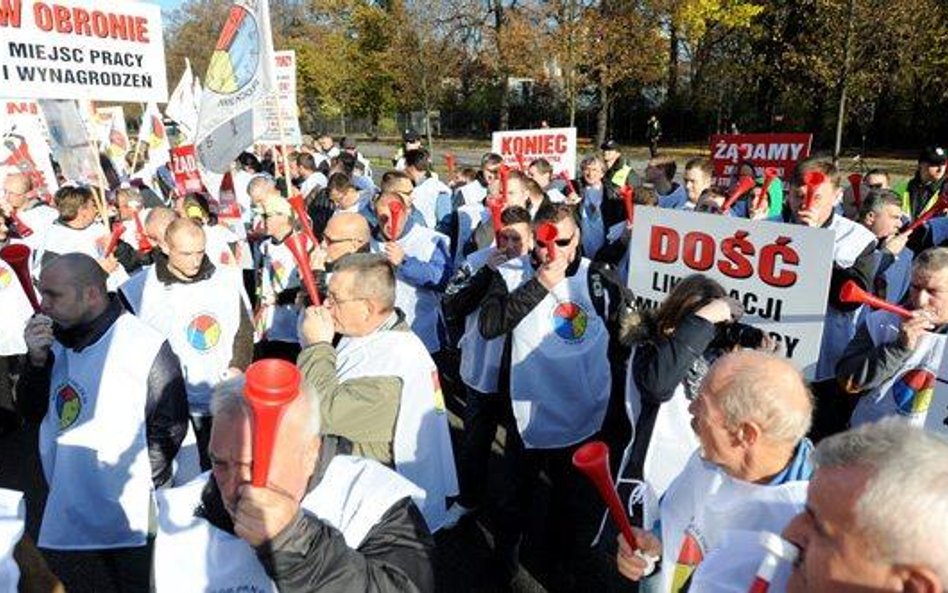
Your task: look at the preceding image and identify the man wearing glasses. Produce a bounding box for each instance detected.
[1,171,58,259]
[309,212,371,295]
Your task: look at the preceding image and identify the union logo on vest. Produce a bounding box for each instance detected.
[672,527,705,593]
[551,302,588,342]
[186,313,223,352]
[54,383,84,431]
[892,368,936,415]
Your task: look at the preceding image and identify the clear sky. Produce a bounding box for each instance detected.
[152,0,185,13]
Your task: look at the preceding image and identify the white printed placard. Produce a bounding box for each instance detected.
[491,127,577,177]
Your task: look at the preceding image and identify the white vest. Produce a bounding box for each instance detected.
[204,224,241,269]
[0,490,24,593]
[255,238,301,344]
[509,258,611,448]
[120,266,242,415]
[38,222,129,291]
[154,456,422,592]
[335,327,458,531]
[11,203,58,273]
[0,259,32,356]
[850,310,948,436]
[815,215,876,381]
[458,251,531,394]
[655,452,807,593]
[370,225,449,353]
[454,203,489,264]
[39,313,163,549]
[688,530,792,593]
[412,176,451,229]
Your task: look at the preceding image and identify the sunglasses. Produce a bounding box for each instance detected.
[543,234,574,247]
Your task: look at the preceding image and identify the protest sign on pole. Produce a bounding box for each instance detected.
[165,58,201,142]
[0,0,167,102]
[709,133,813,187]
[93,105,129,173]
[170,144,205,195]
[253,50,301,146]
[195,0,277,173]
[1,99,58,201]
[491,127,577,177]
[627,207,835,379]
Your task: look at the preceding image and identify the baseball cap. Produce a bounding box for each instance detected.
[403,129,420,143]
[341,137,357,150]
[918,145,947,165]
[600,139,620,151]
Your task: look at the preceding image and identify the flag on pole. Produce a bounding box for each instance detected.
[93,106,130,174]
[38,99,101,186]
[195,0,276,173]
[165,59,200,141]
[139,102,171,167]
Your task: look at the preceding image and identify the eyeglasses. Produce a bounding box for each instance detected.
[323,236,361,246]
[541,234,575,247]
[325,292,363,306]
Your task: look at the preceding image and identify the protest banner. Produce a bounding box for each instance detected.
[196,0,276,173]
[627,207,835,379]
[1,99,58,201]
[254,50,301,145]
[0,0,167,102]
[709,133,812,187]
[92,105,129,171]
[491,127,577,177]
[170,144,204,195]
[165,58,201,141]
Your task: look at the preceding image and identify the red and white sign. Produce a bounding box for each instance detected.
[1,99,57,201]
[709,133,812,187]
[627,207,835,379]
[254,50,301,145]
[170,144,204,195]
[491,127,577,176]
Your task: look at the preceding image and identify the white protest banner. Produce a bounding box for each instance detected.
[627,207,835,379]
[491,127,577,176]
[253,50,301,145]
[196,0,276,173]
[38,98,100,186]
[93,105,129,171]
[1,99,58,200]
[0,0,167,102]
[139,101,170,165]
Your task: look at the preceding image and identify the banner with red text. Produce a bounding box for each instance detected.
[627,207,834,378]
[709,133,812,187]
[0,0,168,102]
[491,127,577,176]
[253,50,301,145]
[1,99,58,201]
[170,144,204,196]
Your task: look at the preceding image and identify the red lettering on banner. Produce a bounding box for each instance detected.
[554,134,566,153]
[31,2,149,42]
[5,101,36,115]
[500,133,570,157]
[0,0,22,27]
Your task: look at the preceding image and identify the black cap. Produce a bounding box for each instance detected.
[403,129,420,143]
[600,139,620,151]
[919,146,947,165]
[341,137,357,150]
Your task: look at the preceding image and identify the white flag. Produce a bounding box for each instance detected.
[165,59,200,141]
[195,0,276,173]
[139,102,171,167]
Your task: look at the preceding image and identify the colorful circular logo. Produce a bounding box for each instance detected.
[0,267,11,289]
[270,260,289,287]
[205,6,261,95]
[55,383,82,431]
[551,302,588,342]
[186,314,222,352]
[672,530,705,593]
[892,368,935,415]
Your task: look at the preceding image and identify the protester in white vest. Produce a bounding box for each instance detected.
[526,158,567,204]
[837,247,948,436]
[120,218,253,470]
[1,172,58,267]
[16,253,188,592]
[371,192,451,354]
[478,204,636,584]
[309,212,372,296]
[405,149,453,233]
[781,419,948,593]
[154,372,435,593]
[442,206,534,523]
[298,253,459,531]
[296,152,328,201]
[451,153,501,262]
[617,351,814,593]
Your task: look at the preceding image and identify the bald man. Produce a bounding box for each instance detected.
[1,171,58,257]
[17,253,188,592]
[617,351,814,591]
[120,219,252,470]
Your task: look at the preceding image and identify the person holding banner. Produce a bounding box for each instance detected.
[17,253,189,592]
[617,351,813,592]
[837,247,948,434]
[1,172,58,259]
[153,373,436,593]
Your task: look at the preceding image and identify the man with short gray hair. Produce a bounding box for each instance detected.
[782,419,948,592]
[298,253,459,532]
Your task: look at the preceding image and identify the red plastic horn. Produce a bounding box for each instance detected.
[243,359,301,487]
[287,193,318,250]
[9,211,33,238]
[619,185,635,224]
[536,221,558,262]
[754,167,780,212]
[802,171,827,211]
[444,153,456,176]
[0,243,40,312]
[723,175,757,213]
[903,193,948,235]
[848,173,863,210]
[573,441,638,552]
[103,222,125,258]
[556,170,578,197]
[486,195,505,233]
[132,210,152,254]
[515,152,527,172]
[499,164,510,202]
[839,280,912,319]
[387,199,404,241]
[284,232,321,306]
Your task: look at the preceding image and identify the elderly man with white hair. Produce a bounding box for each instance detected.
[782,419,948,592]
[617,350,814,592]
[153,369,435,593]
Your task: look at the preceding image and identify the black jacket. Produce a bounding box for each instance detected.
[197,436,436,593]
[16,295,189,487]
